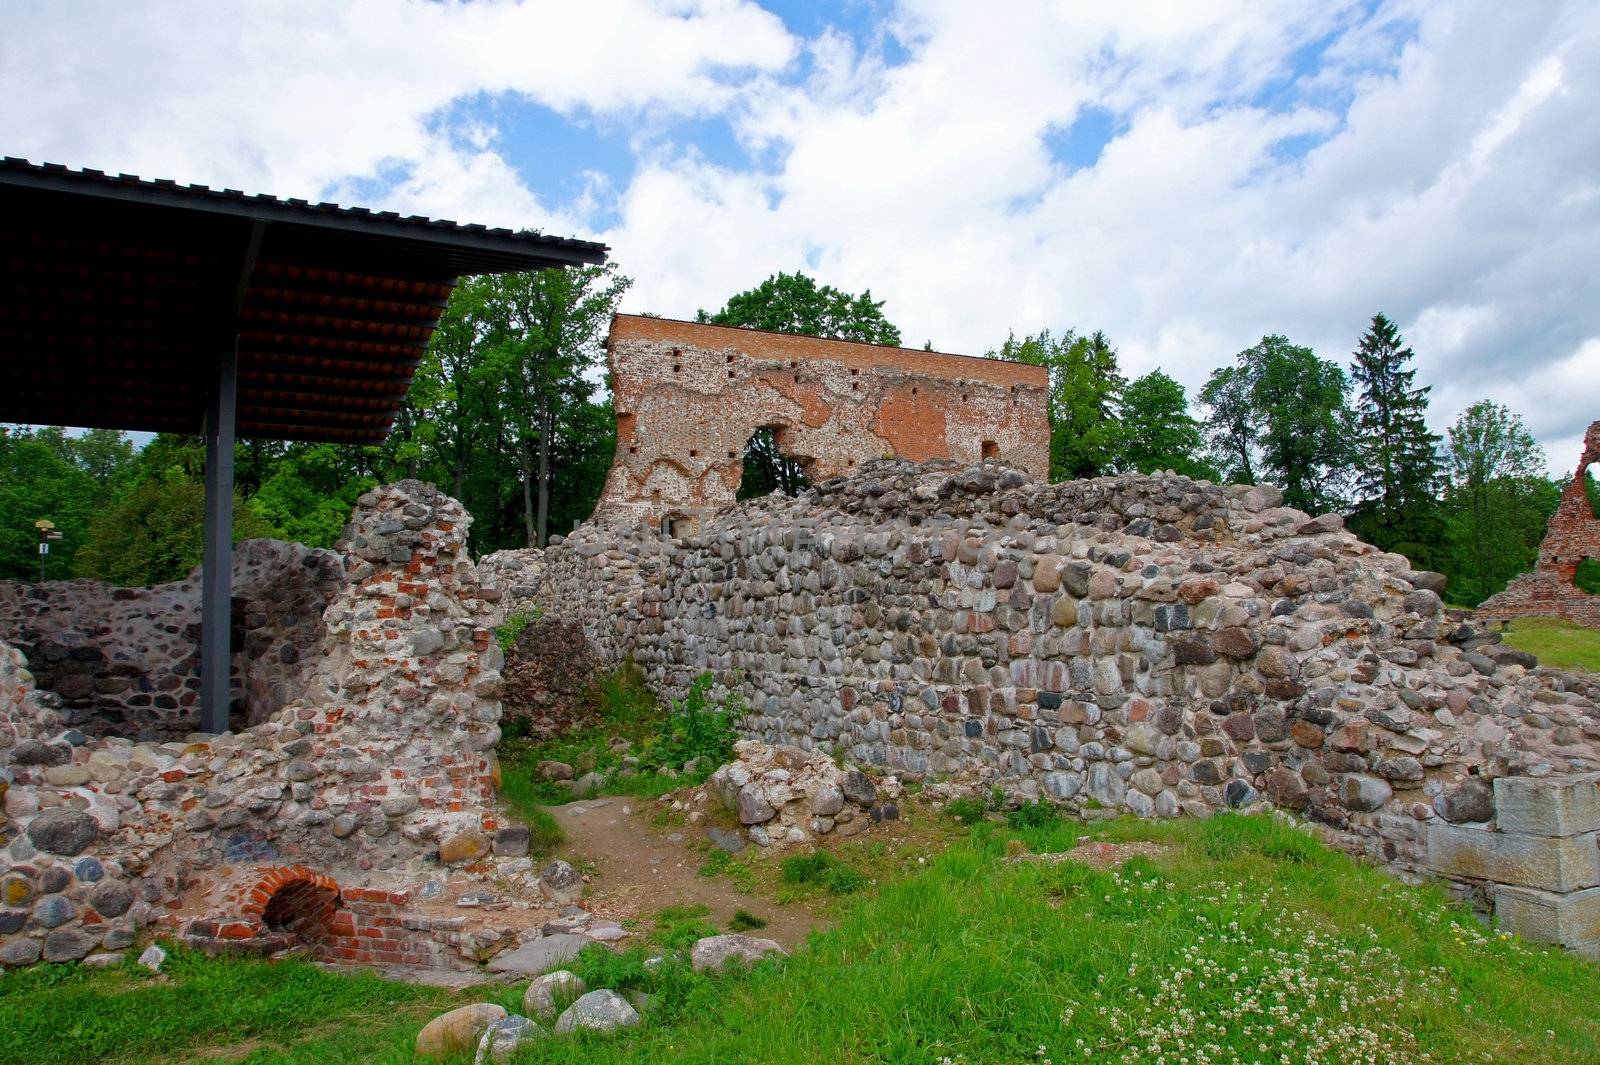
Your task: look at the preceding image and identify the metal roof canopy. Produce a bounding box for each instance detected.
[0,158,608,731]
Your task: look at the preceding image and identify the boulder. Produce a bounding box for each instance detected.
[416,1003,507,1061]
[553,990,640,1034]
[690,933,786,972]
[523,969,586,1018]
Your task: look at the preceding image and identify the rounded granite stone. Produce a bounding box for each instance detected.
[32,894,76,929]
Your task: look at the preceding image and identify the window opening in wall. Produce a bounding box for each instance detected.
[737,426,811,501]
[982,440,999,461]
[1577,558,1600,596]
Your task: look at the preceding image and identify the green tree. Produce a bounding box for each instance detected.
[1200,336,1354,513]
[0,426,99,581]
[72,444,270,586]
[697,272,902,346]
[990,329,1125,479]
[249,444,377,549]
[737,427,810,500]
[1440,401,1556,606]
[475,264,631,547]
[1118,370,1217,480]
[1345,314,1445,566]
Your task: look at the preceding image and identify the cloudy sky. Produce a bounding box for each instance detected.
[5,0,1596,472]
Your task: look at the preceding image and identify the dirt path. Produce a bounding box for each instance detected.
[548,798,824,949]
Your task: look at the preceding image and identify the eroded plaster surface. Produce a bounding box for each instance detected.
[595,315,1050,528]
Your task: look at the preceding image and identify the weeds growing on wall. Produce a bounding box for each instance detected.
[497,664,745,817]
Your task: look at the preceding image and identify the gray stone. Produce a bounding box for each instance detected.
[492,825,531,858]
[841,769,877,805]
[736,785,776,825]
[690,933,786,972]
[474,1014,543,1064]
[1427,824,1600,892]
[571,772,605,799]
[0,937,42,966]
[1492,884,1600,955]
[26,808,100,856]
[32,894,76,928]
[707,826,746,854]
[137,943,167,971]
[1494,773,1600,838]
[90,880,135,918]
[485,934,590,976]
[537,860,584,905]
[809,783,845,817]
[522,969,586,1018]
[553,989,640,1034]
[42,928,97,963]
[1340,774,1393,812]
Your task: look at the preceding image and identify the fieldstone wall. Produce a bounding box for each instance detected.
[506,458,1600,875]
[0,540,344,738]
[0,480,509,970]
[1479,419,1600,628]
[597,314,1050,530]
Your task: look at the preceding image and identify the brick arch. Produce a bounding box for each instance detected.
[241,865,341,924]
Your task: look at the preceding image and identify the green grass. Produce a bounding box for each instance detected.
[497,663,740,811]
[1501,615,1600,673]
[10,815,1600,1063]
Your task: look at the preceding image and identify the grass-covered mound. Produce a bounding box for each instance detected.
[5,813,1600,1064]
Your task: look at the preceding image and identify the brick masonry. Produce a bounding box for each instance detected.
[1478,419,1600,628]
[596,315,1050,529]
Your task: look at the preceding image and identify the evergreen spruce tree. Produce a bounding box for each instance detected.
[1346,313,1445,566]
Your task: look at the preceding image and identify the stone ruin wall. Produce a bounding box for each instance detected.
[595,314,1050,530]
[0,481,513,969]
[504,459,1600,889]
[0,540,344,739]
[1479,419,1600,628]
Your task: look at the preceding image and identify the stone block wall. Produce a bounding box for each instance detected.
[505,458,1600,877]
[0,539,345,738]
[1428,772,1600,956]
[596,315,1050,529]
[1,480,508,970]
[1479,419,1600,628]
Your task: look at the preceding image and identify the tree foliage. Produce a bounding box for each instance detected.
[1118,370,1216,480]
[1440,400,1557,606]
[697,272,901,346]
[1200,335,1354,514]
[990,329,1125,479]
[1345,314,1445,566]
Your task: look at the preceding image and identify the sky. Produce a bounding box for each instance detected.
[4,0,1597,474]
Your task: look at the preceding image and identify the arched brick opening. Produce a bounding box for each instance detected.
[242,866,342,948]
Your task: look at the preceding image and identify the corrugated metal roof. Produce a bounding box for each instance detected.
[0,158,610,443]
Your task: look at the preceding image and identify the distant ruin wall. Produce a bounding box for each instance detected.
[0,541,345,739]
[1479,419,1600,628]
[502,459,1600,880]
[595,315,1050,529]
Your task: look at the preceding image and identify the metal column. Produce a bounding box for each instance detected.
[199,341,238,734]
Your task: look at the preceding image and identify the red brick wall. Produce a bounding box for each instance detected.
[597,315,1051,527]
[1479,420,1600,628]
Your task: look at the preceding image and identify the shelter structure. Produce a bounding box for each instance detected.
[0,158,606,731]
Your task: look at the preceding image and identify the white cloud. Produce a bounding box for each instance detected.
[3,0,1596,472]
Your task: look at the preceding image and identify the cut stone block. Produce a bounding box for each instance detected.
[1492,885,1600,958]
[1425,824,1600,893]
[1494,773,1600,838]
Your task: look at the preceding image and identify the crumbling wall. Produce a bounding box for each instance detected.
[0,481,509,969]
[596,315,1050,529]
[506,458,1600,877]
[0,540,344,738]
[1479,419,1600,628]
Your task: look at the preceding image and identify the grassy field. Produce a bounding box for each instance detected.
[1501,615,1600,673]
[5,812,1600,1064]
